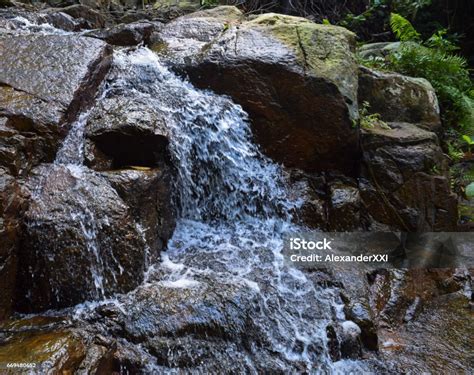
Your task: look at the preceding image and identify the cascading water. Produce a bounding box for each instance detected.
[90,48,369,373]
[18,9,368,365]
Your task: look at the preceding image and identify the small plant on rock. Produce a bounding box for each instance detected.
[358,101,390,130]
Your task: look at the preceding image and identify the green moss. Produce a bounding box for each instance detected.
[153,0,200,11]
[247,13,357,115]
[248,13,355,73]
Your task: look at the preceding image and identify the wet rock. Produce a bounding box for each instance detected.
[84,96,169,170]
[106,278,289,372]
[326,324,341,361]
[84,21,157,46]
[0,168,26,320]
[60,4,106,29]
[0,328,87,372]
[0,34,111,111]
[0,34,112,175]
[288,170,327,230]
[101,168,176,252]
[39,10,79,31]
[344,301,378,351]
[328,182,361,231]
[0,91,64,176]
[369,271,473,373]
[339,320,362,359]
[360,122,457,231]
[357,42,401,60]
[0,315,123,373]
[17,164,148,312]
[358,66,441,131]
[158,8,359,174]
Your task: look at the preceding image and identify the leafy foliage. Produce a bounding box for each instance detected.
[388,14,474,130]
[390,12,420,41]
[358,101,390,129]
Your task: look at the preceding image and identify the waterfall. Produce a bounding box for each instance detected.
[98,48,367,373]
[46,44,369,372]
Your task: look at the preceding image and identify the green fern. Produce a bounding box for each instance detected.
[388,13,474,130]
[390,13,420,41]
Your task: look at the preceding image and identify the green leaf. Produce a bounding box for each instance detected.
[390,13,420,42]
[462,135,474,145]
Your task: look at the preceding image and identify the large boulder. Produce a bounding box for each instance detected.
[360,122,457,231]
[156,8,360,174]
[84,93,176,252]
[0,34,112,175]
[16,164,149,312]
[358,66,441,131]
[96,278,290,372]
[0,33,112,318]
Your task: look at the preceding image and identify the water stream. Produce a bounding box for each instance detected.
[72,48,365,373]
[18,16,368,367]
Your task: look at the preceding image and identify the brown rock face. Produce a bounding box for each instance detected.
[360,122,457,231]
[0,33,113,318]
[84,21,158,46]
[156,9,360,174]
[0,34,111,120]
[0,168,26,320]
[0,34,112,175]
[60,4,106,29]
[357,67,457,231]
[101,168,176,253]
[17,164,149,312]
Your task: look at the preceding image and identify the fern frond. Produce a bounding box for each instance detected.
[390,13,420,42]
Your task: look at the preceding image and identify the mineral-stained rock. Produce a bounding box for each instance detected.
[156,7,360,174]
[17,164,148,312]
[0,315,124,373]
[358,66,441,131]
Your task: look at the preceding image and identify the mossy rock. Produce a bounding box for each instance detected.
[182,5,243,21]
[247,13,358,117]
[156,7,360,174]
[153,0,201,12]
